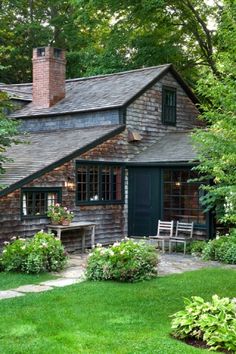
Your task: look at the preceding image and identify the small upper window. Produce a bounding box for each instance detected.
[162,86,176,125]
[22,188,61,218]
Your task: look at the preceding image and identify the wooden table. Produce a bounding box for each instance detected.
[47,222,96,252]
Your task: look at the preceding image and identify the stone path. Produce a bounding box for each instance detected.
[0,253,235,300]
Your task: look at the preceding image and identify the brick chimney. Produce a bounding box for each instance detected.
[32,47,66,108]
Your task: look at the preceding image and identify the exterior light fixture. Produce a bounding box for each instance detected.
[64,177,75,191]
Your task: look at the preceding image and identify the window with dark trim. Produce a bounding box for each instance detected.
[162,86,176,125]
[163,169,206,225]
[76,163,124,204]
[21,188,61,218]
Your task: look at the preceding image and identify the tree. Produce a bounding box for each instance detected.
[0,0,83,83]
[0,91,20,176]
[72,0,220,84]
[0,0,220,85]
[192,0,236,224]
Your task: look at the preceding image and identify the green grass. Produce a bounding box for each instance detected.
[0,268,235,354]
[0,272,57,291]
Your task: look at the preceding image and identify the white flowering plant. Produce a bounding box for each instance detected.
[86,238,158,282]
[1,231,68,273]
[202,228,236,264]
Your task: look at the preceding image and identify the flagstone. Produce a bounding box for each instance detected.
[41,278,80,287]
[0,290,24,300]
[14,284,53,293]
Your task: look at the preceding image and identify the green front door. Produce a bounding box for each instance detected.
[128,167,161,237]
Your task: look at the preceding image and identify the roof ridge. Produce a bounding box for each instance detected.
[0,64,171,87]
[65,64,171,83]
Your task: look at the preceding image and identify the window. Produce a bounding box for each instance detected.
[162,86,176,125]
[76,163,124,204]
[22,188,61,218]
[163,169,206,225]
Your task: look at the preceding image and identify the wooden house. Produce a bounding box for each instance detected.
[0,47,212,249]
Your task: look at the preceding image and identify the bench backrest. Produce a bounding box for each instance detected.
[157,220,174,237]
[175,221,194,239]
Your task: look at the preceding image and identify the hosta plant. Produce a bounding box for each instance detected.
[86,238,158,282]
[171,295,236,352]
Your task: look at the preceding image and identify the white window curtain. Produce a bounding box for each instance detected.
[22,193,27,216]
[47,193,56,208]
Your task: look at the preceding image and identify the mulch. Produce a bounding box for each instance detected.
[176,337,233,354]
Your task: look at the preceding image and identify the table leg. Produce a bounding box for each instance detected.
[91,225,95,248]
[82,229,85,253]
[57,229,61,240]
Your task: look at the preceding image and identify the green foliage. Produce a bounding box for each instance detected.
[202,230,236,264]
[1,231,68,273]
[190,240,207,257]
[0,0,221,84]
[86,238,158,282]
[0,0,82,83]
[73,0,219,83]
[192,0,236,225]
[171,294,236,352]
[0,91,20,176]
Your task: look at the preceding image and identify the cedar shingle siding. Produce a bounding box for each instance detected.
[0,63,205,247]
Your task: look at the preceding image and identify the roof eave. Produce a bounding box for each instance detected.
[0,125,126,197]
[9,104,122,119]
[126,160,199,167]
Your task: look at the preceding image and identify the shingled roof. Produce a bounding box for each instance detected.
[0,64,198,118]
[0,125,124,196]
[130,131,198,164]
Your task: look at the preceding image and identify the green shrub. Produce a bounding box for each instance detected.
[171,295,236,352]
[86,238,158,282]
[202,230,236,264]
[1,231,68,274]
[190,241,207,256]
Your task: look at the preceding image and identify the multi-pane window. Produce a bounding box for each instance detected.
[77,163,123,203]
[163,169,206,225]
[162,86,176,125]
[22,189,61,217]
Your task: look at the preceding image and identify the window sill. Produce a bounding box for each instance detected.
[21,215,49,220]
[76,200,125,206]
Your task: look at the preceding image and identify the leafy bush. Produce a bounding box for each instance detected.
[190,241,207,256]
[171,295,236,352]
[202,230,236,264]
[1,231,68,273]
[86,238,158,282]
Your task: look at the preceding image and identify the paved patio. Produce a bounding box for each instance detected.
[0,253,235,300]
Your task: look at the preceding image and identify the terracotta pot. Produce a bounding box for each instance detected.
[51,220,59,225]
[61,219,70,226]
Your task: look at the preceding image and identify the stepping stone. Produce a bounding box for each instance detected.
[14,284,53,293]
[0,290,24,300]
[58,268,85,279]
[41,278,81,288]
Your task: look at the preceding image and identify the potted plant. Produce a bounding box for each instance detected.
[47,203,74,225]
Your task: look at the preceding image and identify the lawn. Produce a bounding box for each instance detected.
[0,268,235,354]
[0,272,57,291]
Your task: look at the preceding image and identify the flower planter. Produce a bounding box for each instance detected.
[61,219,71,226]
[51,220,59,225]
